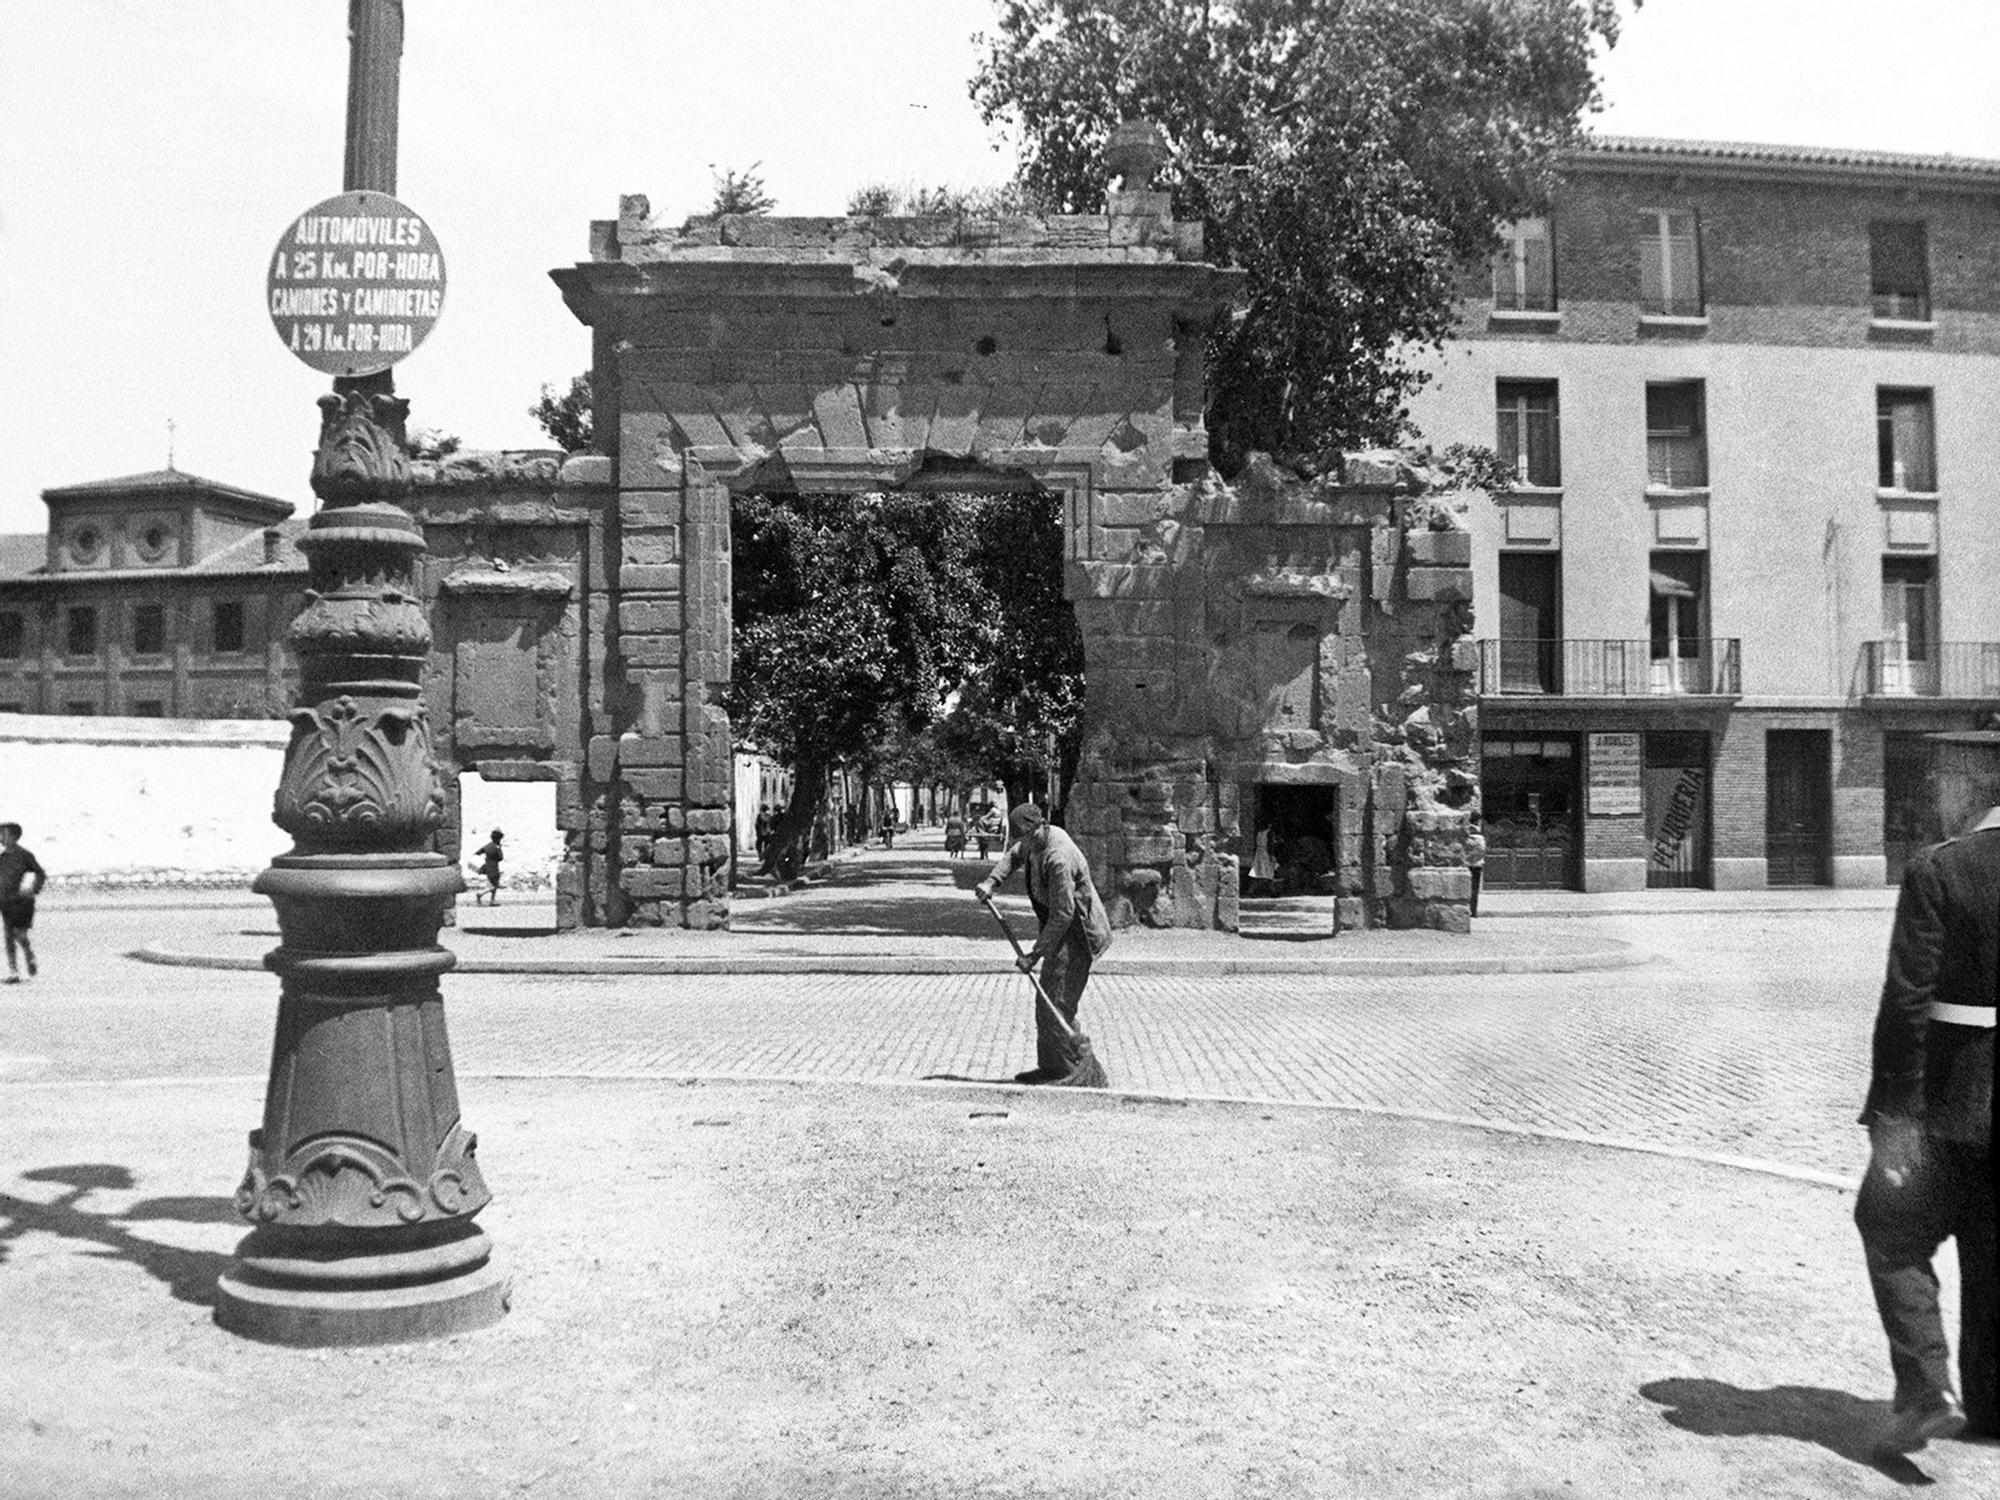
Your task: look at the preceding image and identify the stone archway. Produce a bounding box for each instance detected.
[547,146,1478,934]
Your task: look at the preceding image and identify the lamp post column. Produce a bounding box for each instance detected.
[213,0,507,1346]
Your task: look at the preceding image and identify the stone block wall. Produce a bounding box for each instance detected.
[408,450,605,931]
[1065,453,1478,933]
[589,474,736,929]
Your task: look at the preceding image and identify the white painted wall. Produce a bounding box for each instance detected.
[455,773,560,890]
[0,714,289,883]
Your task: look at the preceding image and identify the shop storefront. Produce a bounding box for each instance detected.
[1643,730,1711,888]
[1481,735,1580,889]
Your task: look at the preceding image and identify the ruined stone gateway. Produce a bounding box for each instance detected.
[415,147,1478,933]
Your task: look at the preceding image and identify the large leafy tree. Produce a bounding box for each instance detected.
[971,0,1628,467]
[935,486,1086,812]
[731,491,990,875]
[731,486,1087,873]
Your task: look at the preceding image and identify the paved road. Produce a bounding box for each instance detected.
[0,891,1887,1184]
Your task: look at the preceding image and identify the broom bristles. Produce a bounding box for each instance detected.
[1053,1034,1109,1090]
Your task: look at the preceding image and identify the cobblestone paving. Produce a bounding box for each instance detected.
[0,899,1885,1185]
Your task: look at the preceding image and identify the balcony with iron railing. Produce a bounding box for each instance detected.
[1860,641,2000,699]
[1477,639,1743,699]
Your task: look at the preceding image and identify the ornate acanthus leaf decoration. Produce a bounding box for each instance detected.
[273,694,446,843]
[311,387,412,505]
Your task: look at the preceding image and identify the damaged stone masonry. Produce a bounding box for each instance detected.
[413,124,1478,933]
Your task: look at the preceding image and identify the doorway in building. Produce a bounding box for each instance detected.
[1480,736,1580,889]
[456,772,560,906]
[1882,730,1941,884]
[1498,552,1562,694]
[1766,730,1832,887]
[1643,731,1711,888]
[1244,783,1339,897]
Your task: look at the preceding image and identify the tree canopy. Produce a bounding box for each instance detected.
[530,374,593,453]
[971,0,1629,468]
[731,486,1084,873]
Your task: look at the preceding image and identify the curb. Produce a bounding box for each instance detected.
[10,1067,1849,1190]
[129,940,1650,979]
[1478,900,1898,920]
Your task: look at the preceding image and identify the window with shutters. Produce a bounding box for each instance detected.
[1492,218,1554,312]
[1877,389,1936,493]
[1870,222,1930,321]
[1637,210,1702,317]
[132,603,166,657]
[1646,382,1707,489]
[1495,381,1561,487]
[66,606,98,658]
[212,599,246,655]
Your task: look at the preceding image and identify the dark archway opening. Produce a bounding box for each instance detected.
[1245,783,1339,897]
[726,461,1085,882]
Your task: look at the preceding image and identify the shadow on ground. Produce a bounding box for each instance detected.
[735,854,1014,940]
[1640,1376,1937,1485]
[1,1164,235,1308]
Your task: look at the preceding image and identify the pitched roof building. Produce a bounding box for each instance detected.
[0,468,309,718]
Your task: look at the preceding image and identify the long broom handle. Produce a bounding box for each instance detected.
[978,892,1082,1040]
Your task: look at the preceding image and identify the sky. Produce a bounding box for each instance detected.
[3,0,1998,534]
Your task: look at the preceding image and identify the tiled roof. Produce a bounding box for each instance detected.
[1571,134,2000,183]
[0,518,310,584]
[186,516,311,573]
[41,467,296,517]
[0,534,45,580]
[43,467,209,494]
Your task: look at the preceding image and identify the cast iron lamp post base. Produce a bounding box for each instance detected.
[215,1222,507,1347]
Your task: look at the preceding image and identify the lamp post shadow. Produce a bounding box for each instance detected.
[4,1165,236,1308]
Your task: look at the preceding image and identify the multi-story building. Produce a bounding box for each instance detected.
[0,468,307,718]
[1409,137,2000,892]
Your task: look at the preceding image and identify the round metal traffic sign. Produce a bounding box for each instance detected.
[267,190,445,377]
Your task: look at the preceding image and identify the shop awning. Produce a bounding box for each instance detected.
[1649,568,1698,598]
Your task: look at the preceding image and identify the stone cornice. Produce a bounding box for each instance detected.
[552,256,1244,326]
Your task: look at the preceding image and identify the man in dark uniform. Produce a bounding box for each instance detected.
[0,822,47,983]
[973,803,1113,1083]
[1854,758,1997,1456]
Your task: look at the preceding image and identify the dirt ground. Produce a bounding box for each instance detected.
[0,1077,1991,1499]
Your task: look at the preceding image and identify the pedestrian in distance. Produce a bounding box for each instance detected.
[943,811,966,859]
[972,803,1113,1084]
[0,822,46,983]
[754,807,775,862]
[472,829,504,906]
[1853,769,1996,1457]
[1464,816,1487,918]
[1248,822,1277,895]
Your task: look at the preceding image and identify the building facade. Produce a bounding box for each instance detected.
[0,469,308,718]
[1409,137,2000,893]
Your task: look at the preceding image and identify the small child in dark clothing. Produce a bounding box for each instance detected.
[472,829,504,906]
[0,822,47,981]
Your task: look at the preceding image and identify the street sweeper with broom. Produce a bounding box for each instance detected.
[973,803,1113,1087]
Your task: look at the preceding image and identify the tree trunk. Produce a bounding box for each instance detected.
[1001,769,1031,814]
[1054,725,1082,825]
[763,758,828,879]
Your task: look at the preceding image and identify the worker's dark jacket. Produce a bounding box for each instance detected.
[1861,816,1998,1147]
[988,826,1114,965]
